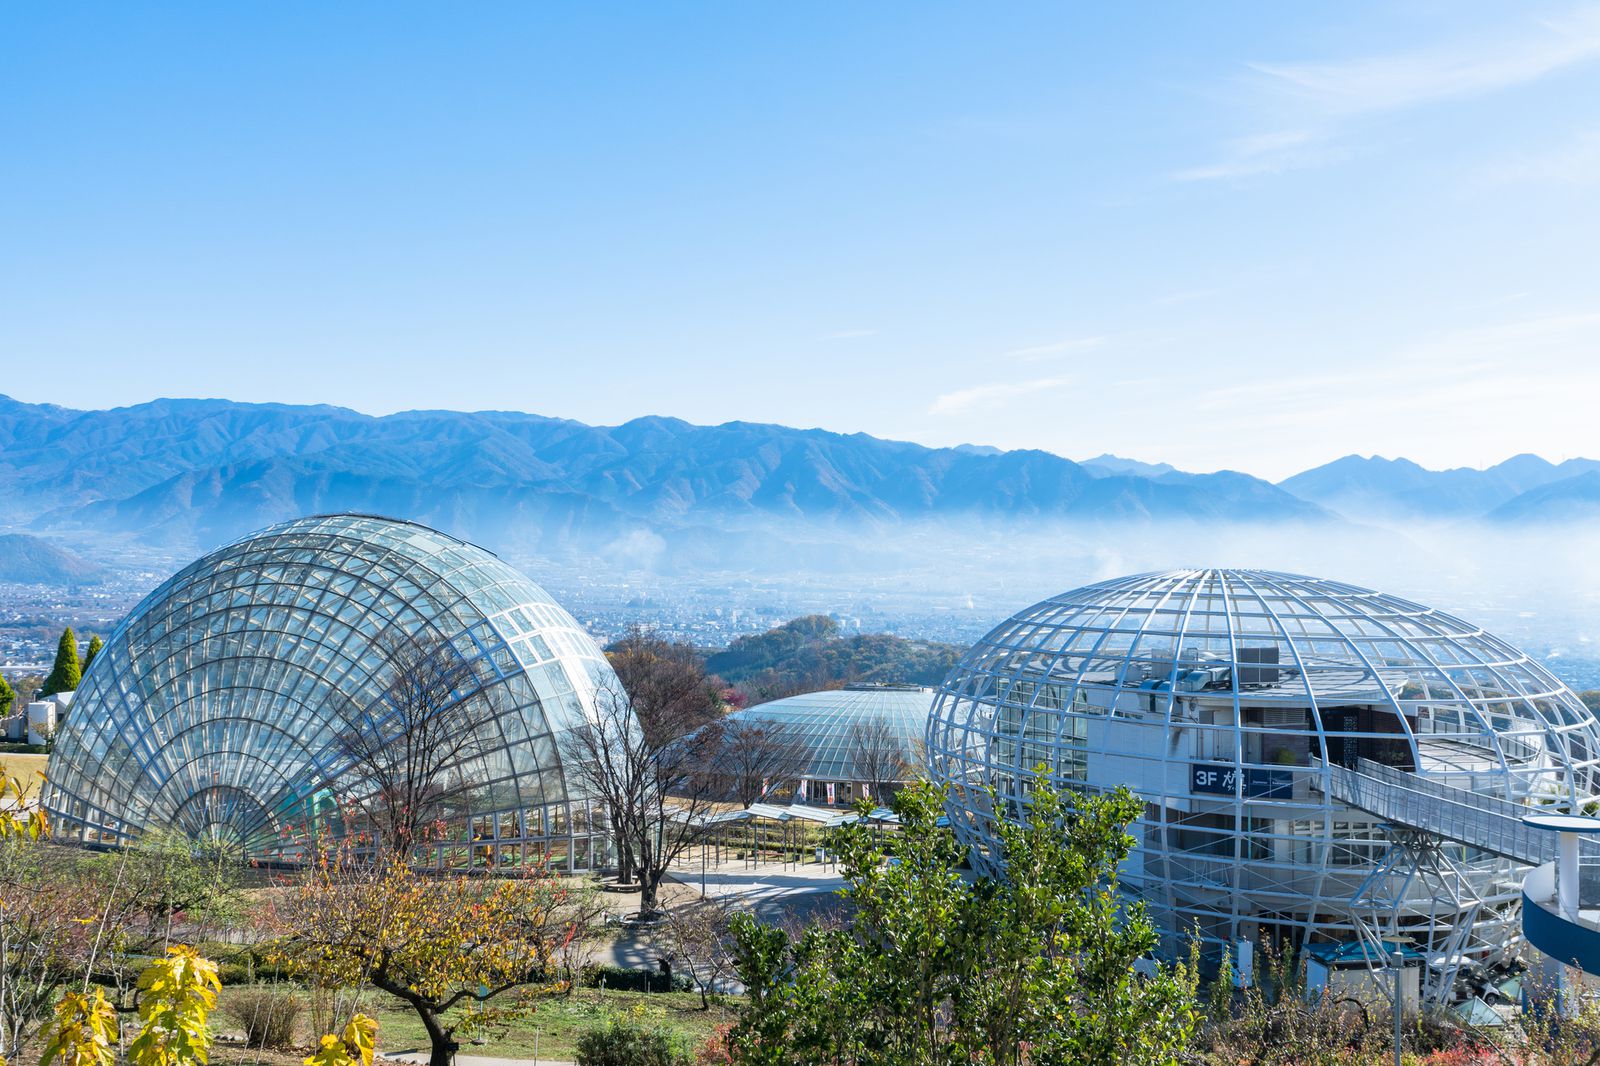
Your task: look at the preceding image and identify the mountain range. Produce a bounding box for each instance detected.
[1278,454,1600,521]
[0,395,1594,569]
[0,395,1328,558]
[0,533,104,585]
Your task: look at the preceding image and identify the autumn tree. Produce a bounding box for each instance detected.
[605,627,724,747]
[718,718,806,808]
[273,851,578,1066]
[0,778,88,1059]
[40,628,81,697]
[330,632,502,857]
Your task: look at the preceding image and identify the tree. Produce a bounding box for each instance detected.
[846,717,909,803]
[559,673,723,913]
[81,635,103,676]
[272,851,577,1066]
[330,632,502,857]
[726,777,1201,1066]
[718,718,807,808]
[40,627,81,697]
[0,672,14,720]
[84,829,244,950]
[650,897,738,1009]
[605,627,725,748]
[0,779,112,1060]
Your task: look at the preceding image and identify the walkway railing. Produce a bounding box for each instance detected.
[1317,757,1590,867]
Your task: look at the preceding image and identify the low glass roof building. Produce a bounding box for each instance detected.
[721,683,933,803]
[927,569,1600,1003]
[43,514,622,870]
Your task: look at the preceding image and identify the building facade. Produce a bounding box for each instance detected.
[926,569,1600,998]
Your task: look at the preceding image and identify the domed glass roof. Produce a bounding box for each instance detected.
[728,684,933,783]
[43,514,620,864]
[932,568,1598,801]
[927,568,1600,972]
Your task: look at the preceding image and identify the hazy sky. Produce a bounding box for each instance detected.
[5,3,1599,480]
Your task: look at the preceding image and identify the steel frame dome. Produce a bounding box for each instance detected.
[43,514,622,870]
[926,568,1600,980]
[723,683,933,801]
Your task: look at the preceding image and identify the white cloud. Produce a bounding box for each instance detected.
[1005,336,1105,361]
[1172,129,1352,182]
[1252,8,1600,115]
[1178,6,1600,182]
[929,376,1071,416]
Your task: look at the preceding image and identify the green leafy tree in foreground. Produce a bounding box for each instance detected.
[81,636,103,677]
[727,776,1199,1066]
[40,629,81,698]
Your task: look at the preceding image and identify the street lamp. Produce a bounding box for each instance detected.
[1390,946,1404,1066]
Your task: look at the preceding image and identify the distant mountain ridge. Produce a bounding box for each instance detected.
[1,396,1587,568]
[0,395,1329,557]
[1278,453,1600,523]
[0,533,104,585]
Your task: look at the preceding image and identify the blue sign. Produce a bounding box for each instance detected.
[1191,762,1293,800]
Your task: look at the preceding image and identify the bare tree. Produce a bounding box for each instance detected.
[606,627,724,747]
[649,896,738,1009]
[331,632,501,857]
[848,718,909,804]
[719,718,807,808]
[560,672,723,915]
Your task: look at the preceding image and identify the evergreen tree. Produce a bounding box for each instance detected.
[40,627,81,697]
[0,672,14,719]
[82,634,103,675]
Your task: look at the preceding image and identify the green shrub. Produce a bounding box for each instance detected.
[222,986,302,1049]
[575,1016,694,1066]
[581,963,693,993]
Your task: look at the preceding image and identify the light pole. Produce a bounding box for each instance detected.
[1390,947,1404,1066]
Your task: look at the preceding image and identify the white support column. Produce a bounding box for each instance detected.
[1560,829,1581,923]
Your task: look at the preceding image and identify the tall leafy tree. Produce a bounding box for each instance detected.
[727,777,1200,1066]
[81,634,103,675]
[0,672,14,720]
[40,627,81,697]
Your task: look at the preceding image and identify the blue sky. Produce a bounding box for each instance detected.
[4,3,1599,479]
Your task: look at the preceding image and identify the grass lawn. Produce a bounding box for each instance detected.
[217,985,738,1062]
[0,752,48,791]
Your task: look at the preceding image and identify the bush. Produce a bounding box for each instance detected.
[576,1016,694,1066]
[222,986,302,1049]
[581,963,693,993]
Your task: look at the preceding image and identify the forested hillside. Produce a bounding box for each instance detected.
[706,615,963,704]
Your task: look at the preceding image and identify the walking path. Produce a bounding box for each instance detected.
[594,858,847,969]
[384,1054,575,1066]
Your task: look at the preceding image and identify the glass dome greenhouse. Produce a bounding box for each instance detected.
[926,568,1600,987]
[43,514,621,870]
[721,683,933,804]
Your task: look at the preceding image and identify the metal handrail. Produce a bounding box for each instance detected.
[1316,757,1589,867]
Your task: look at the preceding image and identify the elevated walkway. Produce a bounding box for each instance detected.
[1319,757,1569,866]
[1315,756,1600,1004]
